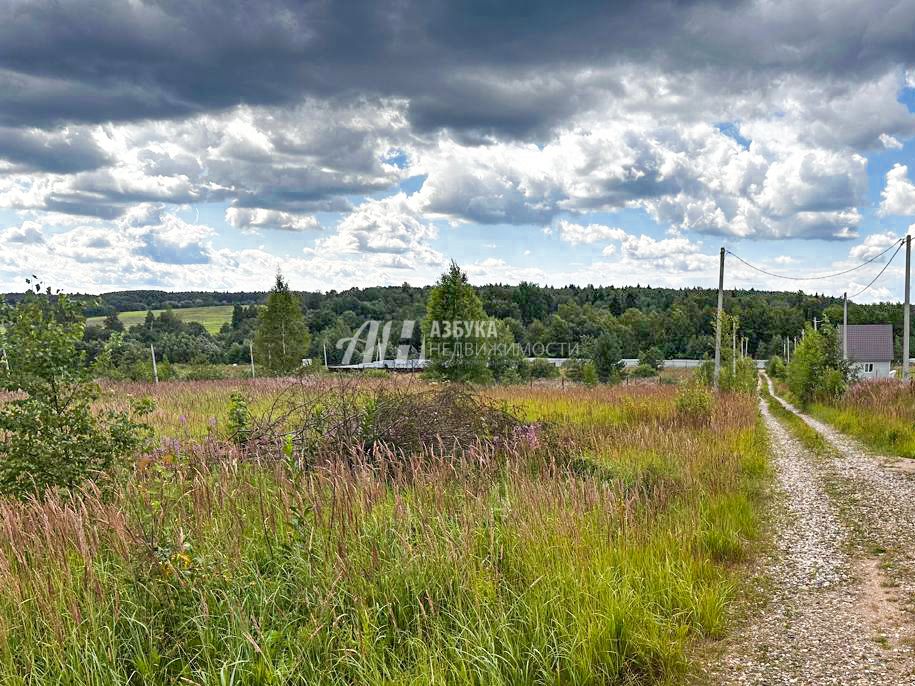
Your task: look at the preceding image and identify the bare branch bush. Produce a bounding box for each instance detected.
[243,376,525,469]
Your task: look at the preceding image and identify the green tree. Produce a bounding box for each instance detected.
[580,360,599,386]
[592,332,624,383]
[422,261,490,381]
[639,346,665,371]
[766,355,786,378]
[529,357,560,379]
[786,323,849,405]
[103,311,124,332]
[487,319,525,382]
[512,281,549,325]
[0,283,151,498]
[254,273,310,374]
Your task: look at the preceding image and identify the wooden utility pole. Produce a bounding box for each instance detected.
[843,292,848,361]
[150,344,158,384]
[905,235,911,381]
[249,341,256,379]
[714,247,725,387]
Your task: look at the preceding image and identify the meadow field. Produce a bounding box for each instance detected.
[0,376,767,684]
[88,305,235,334]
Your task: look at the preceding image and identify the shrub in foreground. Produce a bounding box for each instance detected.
[0,285,151,498]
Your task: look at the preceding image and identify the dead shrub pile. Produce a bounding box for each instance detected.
[249,379,523,465]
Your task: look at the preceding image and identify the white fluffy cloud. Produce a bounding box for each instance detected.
[880,164,915,216]
[880,133,903,150]
[0,100,410,222]
[225,207,321,232]
[848,231,902,261]
[1,220,45,245]
[411,116,870,240]
[312,193,444,269]
[551,219,713,273]
[555,219,626,245]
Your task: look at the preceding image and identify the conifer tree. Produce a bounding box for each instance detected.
[254,272,310,374]
[422,261,490,381]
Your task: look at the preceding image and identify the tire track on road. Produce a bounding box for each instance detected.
[705,383,915,684]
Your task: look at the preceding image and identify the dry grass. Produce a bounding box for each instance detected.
[0,380,767,684]
[810,380,915,458]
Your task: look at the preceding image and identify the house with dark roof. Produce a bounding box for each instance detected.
[838,324,894,380]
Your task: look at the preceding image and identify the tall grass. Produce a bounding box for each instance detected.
[809,380,915,458]
[0,382,767,684]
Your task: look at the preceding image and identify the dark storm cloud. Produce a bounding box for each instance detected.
[2,0,913,138]
[0,126,110,173]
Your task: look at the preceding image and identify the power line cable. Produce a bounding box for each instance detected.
[848,238,905,299]
[725,238,904,281]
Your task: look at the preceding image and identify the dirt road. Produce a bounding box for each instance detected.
[702,377,915,684]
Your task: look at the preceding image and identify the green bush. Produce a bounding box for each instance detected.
[765,355,785,378]
[719,357,758,394]
[226,392,251,444]
[499,367,525,384]
[0,285,152,498]
[695,359,715,386]
[818,367,847,401]
[631,363,657,378]
[580,360,599,386]
[786,323,850,406]
[529,357,560,379]
[676,381,713,425]
[362,368,391,379]
[592,332,624,383]
[638,346,664,371]
[562,358,586,382]
[177,364,228,381]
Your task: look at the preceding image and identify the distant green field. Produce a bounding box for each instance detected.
[87,305,236,334]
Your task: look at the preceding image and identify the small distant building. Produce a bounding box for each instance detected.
[327,358,429,372]
[838,324,894,380]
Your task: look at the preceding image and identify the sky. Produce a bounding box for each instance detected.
[1,0,915,302]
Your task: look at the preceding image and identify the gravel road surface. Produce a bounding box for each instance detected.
[702,378,915,684]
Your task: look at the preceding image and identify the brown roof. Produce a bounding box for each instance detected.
[838,324,894,362]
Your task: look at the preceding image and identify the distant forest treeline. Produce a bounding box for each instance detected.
[5,283,913,364]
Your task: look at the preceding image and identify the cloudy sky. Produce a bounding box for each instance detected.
[2,0,915,301]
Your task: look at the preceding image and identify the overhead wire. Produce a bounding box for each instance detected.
[724,238,904,282]
[848,238,905,299]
